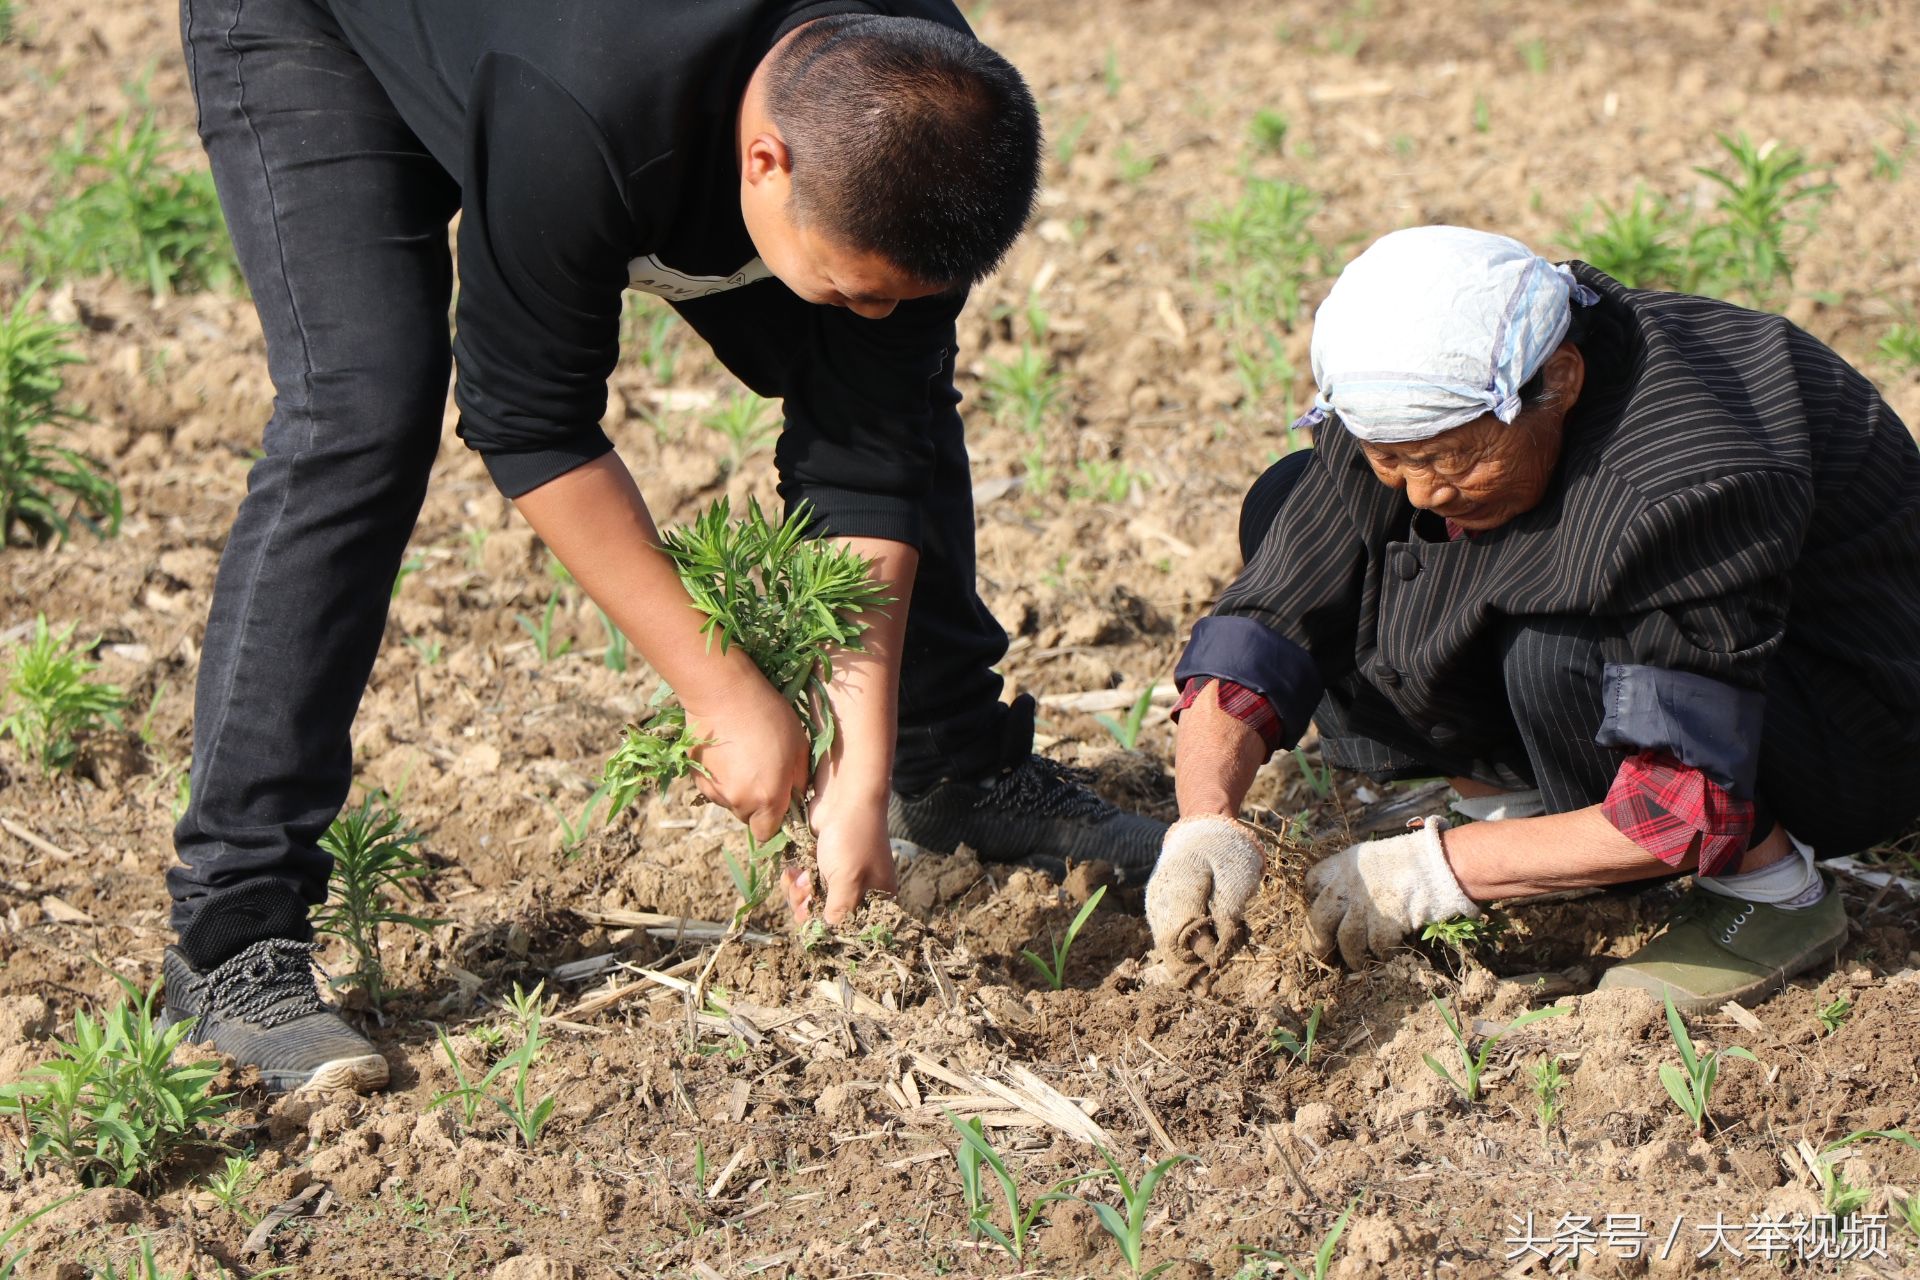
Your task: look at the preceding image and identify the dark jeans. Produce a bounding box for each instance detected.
[1242,452,1919,856]
[167,0,1017,967]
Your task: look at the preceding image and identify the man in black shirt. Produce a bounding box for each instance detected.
[162,0,1164,1092]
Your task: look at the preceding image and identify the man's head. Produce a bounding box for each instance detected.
[738,15,1042,318]
[1305,225,1597,530]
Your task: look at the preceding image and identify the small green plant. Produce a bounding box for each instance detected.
[1528,1055,1566,1135]
[0,293,121,546]
[0,976,230,1189]
[624,299,683,385]
[945,1111,1070,1262]
[1094,685,1156,751]
[1290,744,1332,800]
[1071,458,1149,504]
[1112,141,1156,186]
[84,1231,190,1280]
[13,106,238,297]
[1196,178,1332,334]
[1076,1148,1192,1278]
[1877,323,1920,375]
[1248,110,1288,155]
[1419,913,1507,955]
[429,983,557,1148]
[982,343,1063,437]
[0,615,126,772]
[1053,113,1092,170]
[1515,36,1549,73]
[704,390,775,471]
[1816,995,1852,1035]
[514,593,574,663]
[1561,188,1691,288]
[1422,998,1568,1105]
[721,826,789,923]
[202,1153,261,1224]
[1656,987,1756,1135]
[0,0,15,44]
[404,635,443,665]
[597,606,630,671]
[1269,1004,1322,1068]
[390,554,425,600]
[313,794,444,1011]
[1237,1194,1360,1280]
[601,498,891,821]
[547,783,610,858]
[1022,885,1107,990]
[1471,93,1490,134]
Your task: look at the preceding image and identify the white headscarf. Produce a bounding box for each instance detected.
[1300,225,1599,444]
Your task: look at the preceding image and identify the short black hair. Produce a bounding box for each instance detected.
[766,14,1042,287]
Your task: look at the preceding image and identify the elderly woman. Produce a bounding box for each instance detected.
[1147,225,1920,1009]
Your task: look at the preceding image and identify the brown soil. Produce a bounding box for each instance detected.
[3,0,1919,1277]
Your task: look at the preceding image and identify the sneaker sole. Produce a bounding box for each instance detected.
[276,1054,390,1094]
[1596,928,1847,1015]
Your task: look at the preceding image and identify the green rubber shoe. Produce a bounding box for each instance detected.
[1597,877,1846,1014]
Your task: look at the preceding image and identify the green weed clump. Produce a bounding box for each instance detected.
[13,107,239,298]
[1877,323,1920,376]
[314,794,444,1011]
[429,983,558,1149]
[0,292,121,546]
[0,977,230,1189]
[600,498,891,825]
[1562,133,1832,305]
[0,615,126,772]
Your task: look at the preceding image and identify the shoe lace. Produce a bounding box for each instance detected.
[204,939,329,1029]
[978,755,1113,822]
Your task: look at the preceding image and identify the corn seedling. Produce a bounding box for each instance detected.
[704,390,775,470]
[1053,113,1092,170]
[597,606,630,671]
[514,593,573,662]
[428,1024,507,1129]
[13,106,238,297]
[1022,885,1107,990]
[202,1154,261,1225]
[0,293,121,546]
[404,635,443,665]
[547,783,610,858]
[1269,1003,1322,1068]
[1878,323,1920,375]
[84,1231,190,1280]
[1529,1055,1566,1136]
[1094,685,1156,751]
[428,984,556,1148]
[1075,1148,1192,1278]
[1422,998,1568,1105]
[1286,1195,1361,1280]
[0,976,230,1189]
[1657,987,1756,1135]
[945,1111,1070,1262]
[314,794,445,1011]
[1,615,126,772]
[1,1194,82,1279]
[390,555,425,600]
[1515,35,1549,73]
[1816,995,1852,1035]
[1290,744,1332,800]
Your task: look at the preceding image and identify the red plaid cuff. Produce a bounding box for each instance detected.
[1602,750,1755,877]
[1171,677,1284,751]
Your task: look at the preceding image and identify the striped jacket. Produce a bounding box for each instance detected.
[1175,266,1920,794]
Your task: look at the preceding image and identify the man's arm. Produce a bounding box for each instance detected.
[513,454,809,842]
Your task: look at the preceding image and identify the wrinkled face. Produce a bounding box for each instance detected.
[1358,411,1565,532]
[739,136,947,320]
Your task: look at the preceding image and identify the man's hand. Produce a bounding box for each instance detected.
[684,677,810,844]
[782,784,898,925]
[1145,817,1265,969]
[1304,817,1479,966]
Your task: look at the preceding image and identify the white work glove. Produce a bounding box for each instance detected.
[1304,817,1479,967]
[1146,816,1265,971]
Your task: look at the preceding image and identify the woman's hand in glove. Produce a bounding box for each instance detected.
[1304,817,1480,967]
[1145,816,1265,970]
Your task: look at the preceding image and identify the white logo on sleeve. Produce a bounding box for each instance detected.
[626,254,773,301]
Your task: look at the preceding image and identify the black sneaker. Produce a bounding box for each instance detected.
[161,940,388,1093]
[888,755,1168,882]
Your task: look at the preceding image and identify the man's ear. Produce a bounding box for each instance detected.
[742,131,793,187]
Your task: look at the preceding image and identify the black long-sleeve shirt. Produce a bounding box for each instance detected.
[320,0,972,545]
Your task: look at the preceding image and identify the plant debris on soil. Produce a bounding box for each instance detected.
[3,0,1919,1276]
